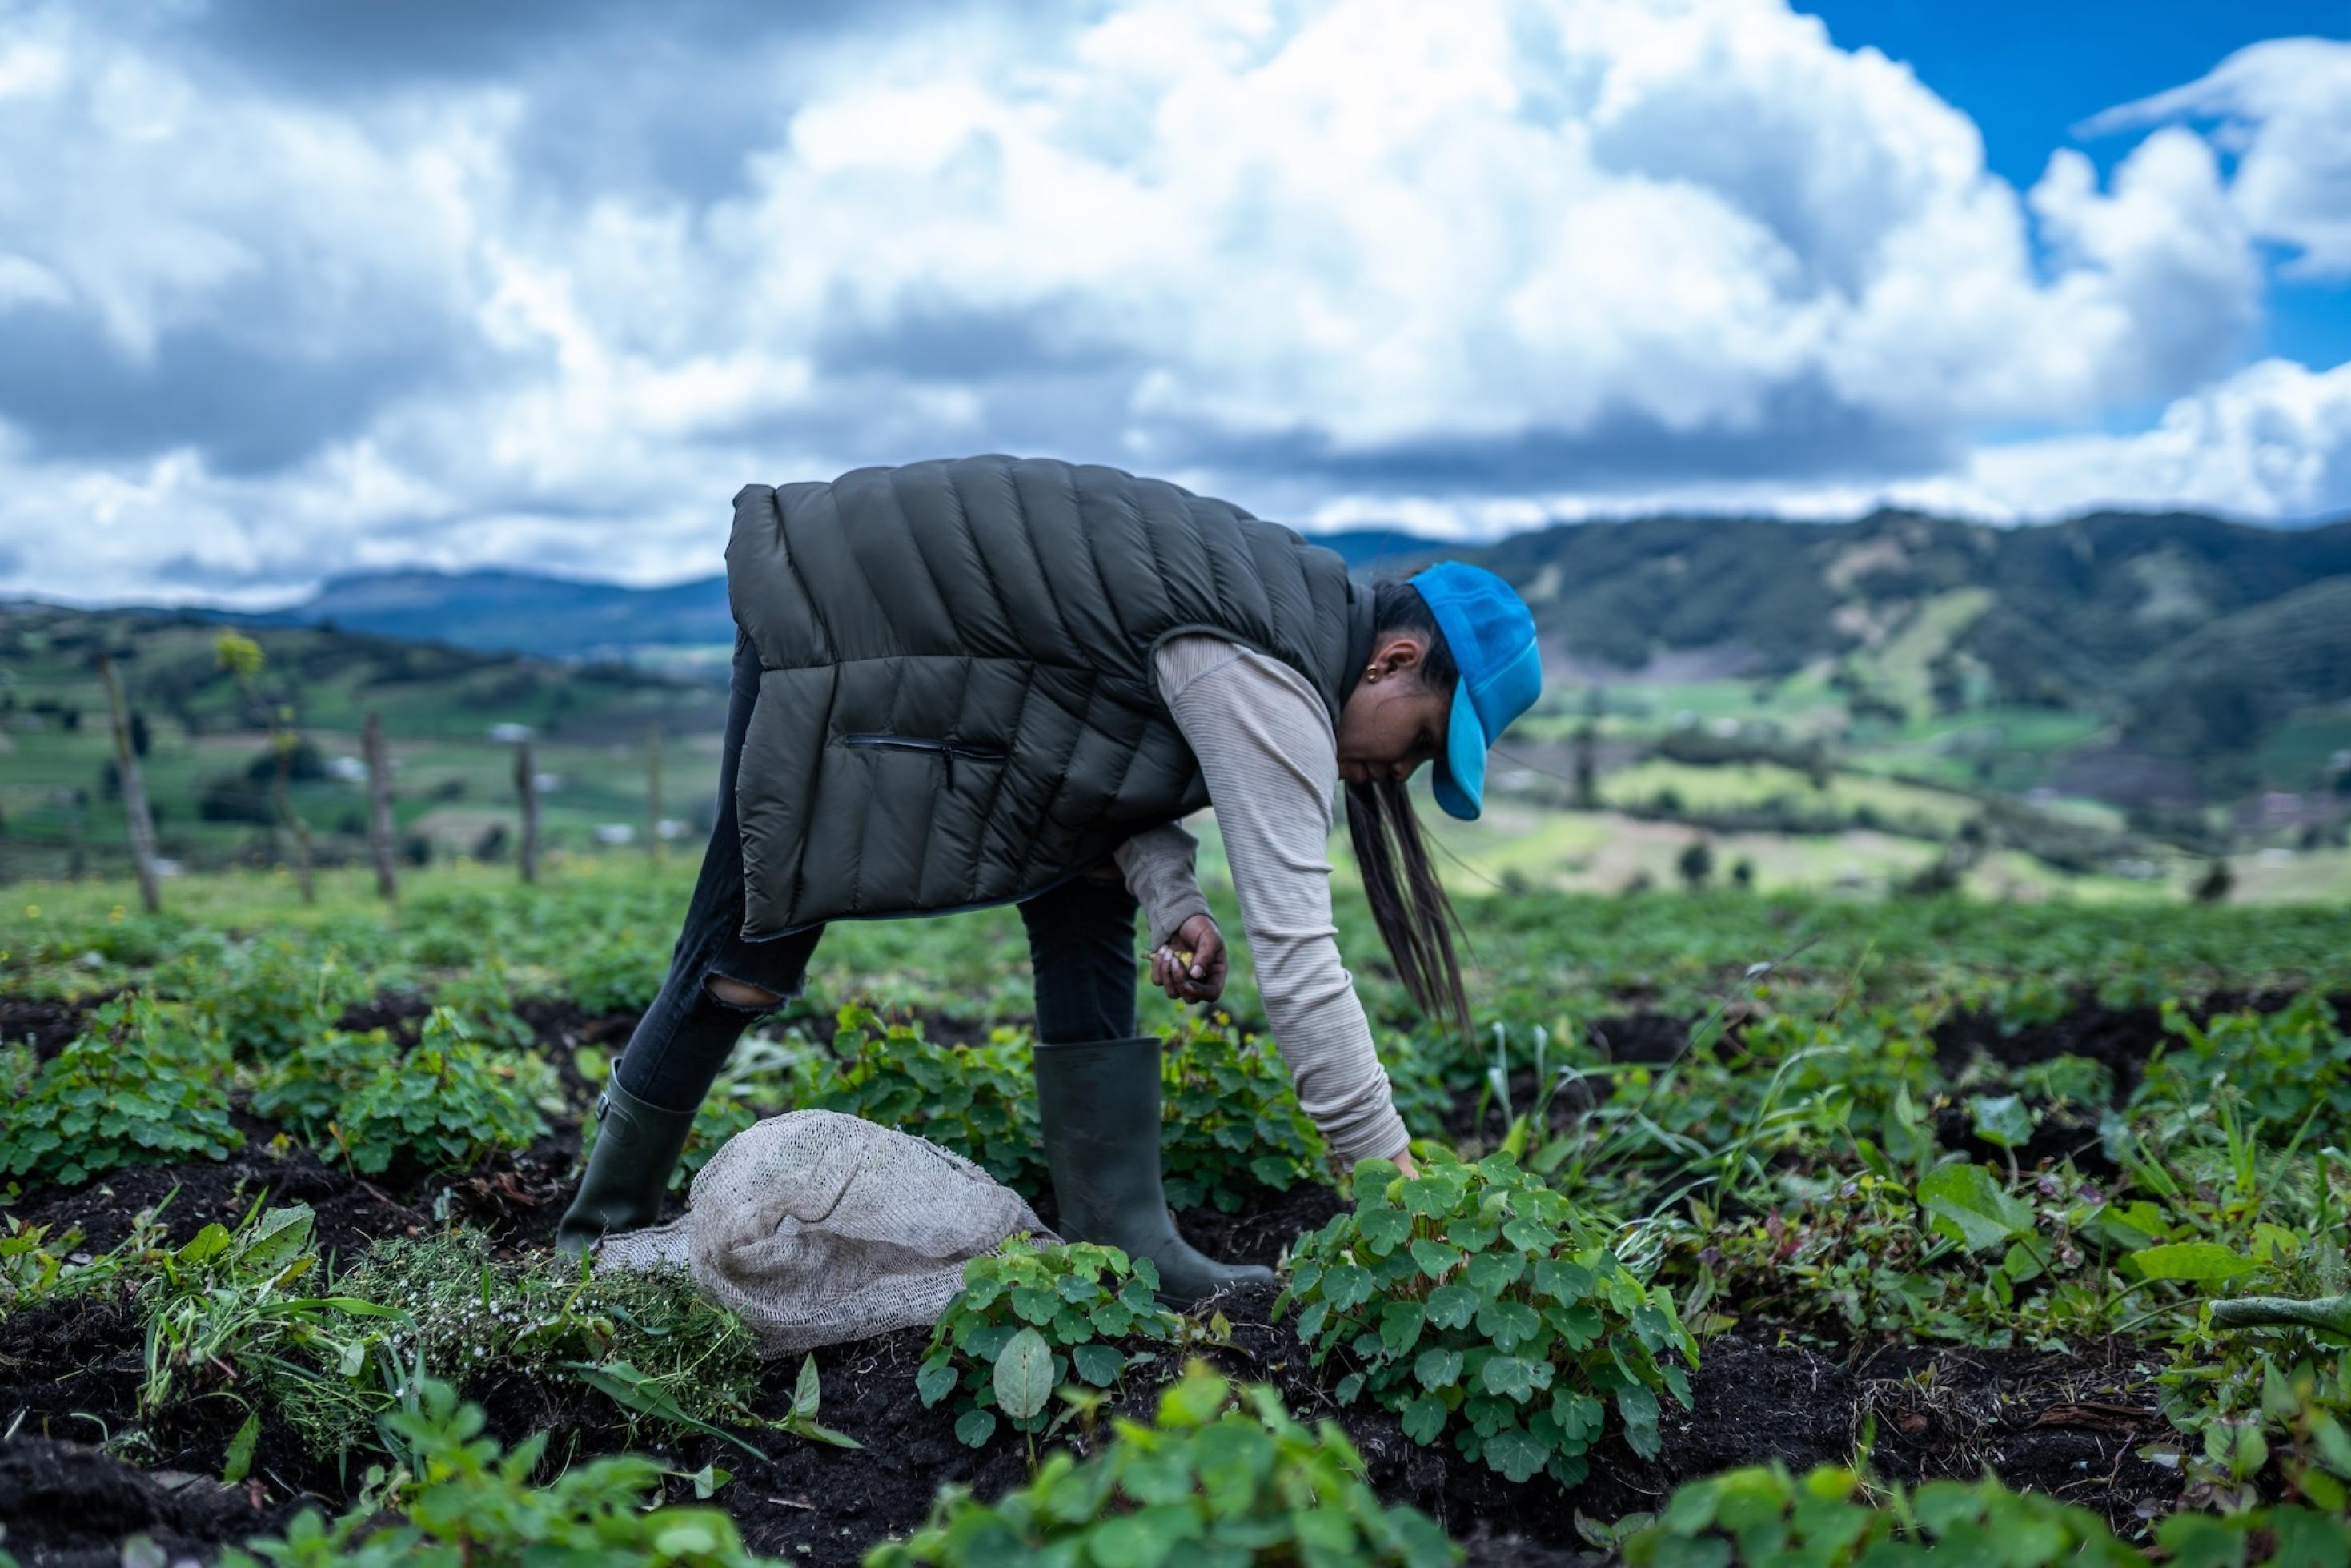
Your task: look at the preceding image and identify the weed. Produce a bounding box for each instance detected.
[223,1376,782,1567]
[303,1229,764,1461]
[138,1201,402,1422]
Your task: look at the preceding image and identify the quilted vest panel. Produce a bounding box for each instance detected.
[724,454,1374,938]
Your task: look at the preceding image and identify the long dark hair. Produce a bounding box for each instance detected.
[1345,581,1471,1039]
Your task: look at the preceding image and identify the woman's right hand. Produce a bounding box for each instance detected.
[1150,912,1228,1002]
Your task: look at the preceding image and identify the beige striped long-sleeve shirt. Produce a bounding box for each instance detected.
[1112,632,1410,1167]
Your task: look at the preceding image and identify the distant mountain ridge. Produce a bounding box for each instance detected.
[221,526,1458,658]
[235,567,737,660]
[180,507,2351,768]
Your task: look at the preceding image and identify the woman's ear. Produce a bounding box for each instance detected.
[1366,632,1426,684]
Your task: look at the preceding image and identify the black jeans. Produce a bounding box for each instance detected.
[614,631,1143,1114]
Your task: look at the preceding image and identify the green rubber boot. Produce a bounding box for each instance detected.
[554,1069,697,1256]
[1033,1035,1275,1305]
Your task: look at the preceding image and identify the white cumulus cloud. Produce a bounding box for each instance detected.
[1913,358,2351,523]
[0,0,2339,604]
[2084,37,2351,279]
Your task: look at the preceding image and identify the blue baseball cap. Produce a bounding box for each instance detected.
[1409,561,1543,820]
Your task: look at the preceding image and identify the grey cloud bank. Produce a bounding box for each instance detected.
[0,0,2345,604]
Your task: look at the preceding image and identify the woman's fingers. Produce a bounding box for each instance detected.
[1151,945,1193,1000]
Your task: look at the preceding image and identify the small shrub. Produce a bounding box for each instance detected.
[254,1007,556,1174]
[551,927,672,1016]
[806,1005,1042,1191]
[869,1361,1458,1568]
[427,956,538,1053]
[1621,1461,2351,1566]
[917,1241,1179,1448]
[2141,994,2351,1132]
[224,1377,781,1568]
[1158,1013,1326,1212]
[177,936,372,1064]
[1278,1150,1695,1485]
[0,995,239,1185]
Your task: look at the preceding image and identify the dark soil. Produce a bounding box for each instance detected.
[1928,989,2351,1100]
[5,1114,588,1261]
[1,991,118,1065]
[6,993,647,1261]
[0,1438,299,1568]
[1853,1337,2177,1523]
[1930,1104,2115,1177]
[0,989,2254,1562]
[330,988,434,1043]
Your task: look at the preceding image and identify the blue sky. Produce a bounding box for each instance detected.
[0,0,2346,604]
[1800,0,2351,375]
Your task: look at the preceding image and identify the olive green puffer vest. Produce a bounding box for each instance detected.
[724,455,1375,939]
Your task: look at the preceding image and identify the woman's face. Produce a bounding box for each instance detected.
[1335,632,1452,785]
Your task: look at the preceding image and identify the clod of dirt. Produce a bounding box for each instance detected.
[0,1437,294,1566]
[1854,1338,2178,1529]
[0,992,115,1065]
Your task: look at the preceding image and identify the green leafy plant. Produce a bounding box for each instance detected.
[427,955,540,1053]
[0,995,239,1185]
[251,1025,399,1136]
[180,936,371,1064]
[776,1353,862,1450]
[867,1361,1459,1568]
[917,1240,1179,1448]
[1621,1460,2351,1566]
[1157,1011,1326,1211]
[2142,995,2351,1133]
[805,1005,1043,1190]
[255,1007,556,1173]
[1278,1149,1696,1485]
[548,921,673,1017]
[222,1376,784,1567]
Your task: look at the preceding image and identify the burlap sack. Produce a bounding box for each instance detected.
[594,1109,1054,1355]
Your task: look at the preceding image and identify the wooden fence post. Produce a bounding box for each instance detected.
[94,651,162,913]
[363,712,398,902]
[645,723,664,864]
[274,736,317,905]
[514,738,540,884]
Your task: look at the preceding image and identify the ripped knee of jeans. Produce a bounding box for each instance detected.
[703,971,787,1013]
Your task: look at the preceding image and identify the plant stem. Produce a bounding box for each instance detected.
[2210,1293,2351,1335]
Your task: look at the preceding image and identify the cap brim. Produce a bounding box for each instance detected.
[1432,676,1485,820]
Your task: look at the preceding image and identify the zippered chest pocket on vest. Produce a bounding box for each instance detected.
[839,733,1009,790]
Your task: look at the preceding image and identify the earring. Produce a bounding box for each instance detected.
[1364,668,1380,683]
